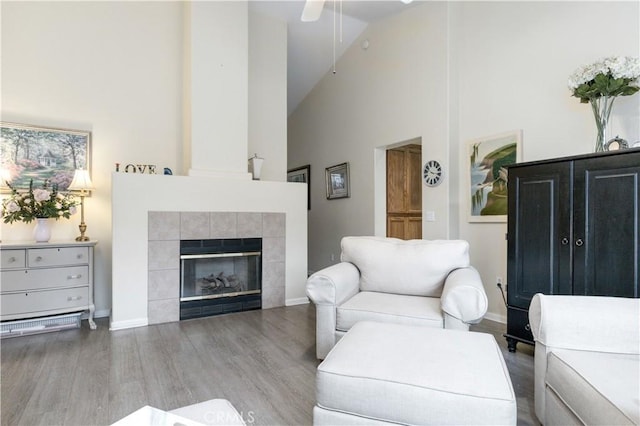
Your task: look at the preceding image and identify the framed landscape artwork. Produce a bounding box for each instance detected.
[287,164,311,210]
[0,122,91,192]
[467,130,522,222]
[325,162,350,200]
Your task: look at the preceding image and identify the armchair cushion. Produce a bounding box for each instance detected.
[546,350,639,425]
[340,237,470,297]
[336,292,443,332]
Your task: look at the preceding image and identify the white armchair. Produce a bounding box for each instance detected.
[306,236,488,359]
[529,294,640,425]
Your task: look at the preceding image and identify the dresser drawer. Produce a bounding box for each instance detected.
[28,247,89,268]
[1,250,26,269]
[1,266,89,292]
[1,286,89,317]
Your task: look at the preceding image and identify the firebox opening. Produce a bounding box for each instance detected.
[180,238,262,320]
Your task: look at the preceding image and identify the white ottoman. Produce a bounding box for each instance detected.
[314,322,516,425]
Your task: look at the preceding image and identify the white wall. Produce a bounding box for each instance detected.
[1,1,184,318]
[454,1,639,321]
[1,1,295,320]
[288,1,640,322]
[289,2,451,270]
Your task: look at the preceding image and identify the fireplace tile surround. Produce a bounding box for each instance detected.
[148,211,286,324]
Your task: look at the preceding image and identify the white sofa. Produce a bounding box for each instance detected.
[306,236,488,359]
[529,294,640,425]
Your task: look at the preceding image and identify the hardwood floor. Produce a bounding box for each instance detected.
[1,305,539,425]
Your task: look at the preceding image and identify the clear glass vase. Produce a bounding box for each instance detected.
[590,96,616,153]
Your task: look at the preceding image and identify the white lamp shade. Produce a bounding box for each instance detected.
[68,169,94,191]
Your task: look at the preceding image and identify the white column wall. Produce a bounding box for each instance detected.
[189,1,250,178]
[248,11,288,182]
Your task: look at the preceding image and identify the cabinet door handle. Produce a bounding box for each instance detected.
[67,296,83,301]
[67,274,82,280]
[525,324,531,331]
[575,238,584,247]
[561,237,569,245]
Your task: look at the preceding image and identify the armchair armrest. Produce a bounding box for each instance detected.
[306,262,360,306]
[440,266,488,324]
[306,262,360,359]
[529,293,640,354]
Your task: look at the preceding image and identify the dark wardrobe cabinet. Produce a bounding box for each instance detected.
[505,149,640,352]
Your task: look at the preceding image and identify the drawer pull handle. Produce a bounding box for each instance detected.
[8,256,16,263]
[525,324,531,331]
[77,254,83,259]
[35,256,43,262]
[67,296,82,301]
[68,274,82,280]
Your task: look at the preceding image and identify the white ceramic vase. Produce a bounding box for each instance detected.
[33,218,52,243]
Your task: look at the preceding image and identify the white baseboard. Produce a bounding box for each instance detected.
[286,297,310,306]
[483,312,507,324]
[94,309,111,319]
[80,309,110,321]
[109,318,148,331]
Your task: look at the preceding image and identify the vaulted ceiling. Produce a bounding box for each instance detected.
[249,1,419,115]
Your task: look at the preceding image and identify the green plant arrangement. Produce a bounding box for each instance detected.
[568,56,640,152]
[2,179,78,224]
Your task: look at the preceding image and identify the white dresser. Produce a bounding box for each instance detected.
[0,240,97,329]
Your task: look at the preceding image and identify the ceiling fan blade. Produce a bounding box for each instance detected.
[301,0,326,22]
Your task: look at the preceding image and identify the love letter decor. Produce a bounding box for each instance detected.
[114,163,157,174]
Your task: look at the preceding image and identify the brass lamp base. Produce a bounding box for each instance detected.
[75,222,89,242]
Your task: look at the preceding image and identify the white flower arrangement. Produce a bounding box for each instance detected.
[569,56,640,102]
[2,180,78,224]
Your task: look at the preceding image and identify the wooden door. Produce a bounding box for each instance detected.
[387,144,422,239]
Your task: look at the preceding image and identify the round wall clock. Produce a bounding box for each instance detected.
[423,160,443,187]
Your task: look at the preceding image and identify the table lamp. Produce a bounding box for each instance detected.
[68,169,94,241]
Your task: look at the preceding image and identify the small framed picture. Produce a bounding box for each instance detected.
[287,164,311,210]
[325,162,350,200]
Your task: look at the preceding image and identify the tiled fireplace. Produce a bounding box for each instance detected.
[148,211,285,324]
